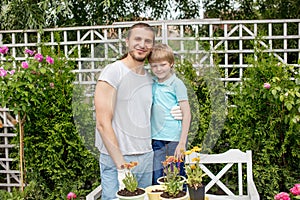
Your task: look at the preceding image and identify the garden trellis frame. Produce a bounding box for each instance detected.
[0,18,300,191]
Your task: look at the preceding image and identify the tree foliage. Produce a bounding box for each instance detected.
[0,0,202,30]
[204,0,300,20]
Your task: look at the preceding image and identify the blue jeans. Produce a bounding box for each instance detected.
[99,151,154,200]
[152,140,186,185]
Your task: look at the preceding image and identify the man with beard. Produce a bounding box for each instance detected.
[94,22,156,200]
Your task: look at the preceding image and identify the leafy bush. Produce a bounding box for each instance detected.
[175,48,300,199]
[21,47,99,199]
[1,44,99,199]
[222,49,300,199]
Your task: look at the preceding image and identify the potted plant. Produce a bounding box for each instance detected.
[116,162,146,200]
[184,146,207,200]
[158,156,188,200]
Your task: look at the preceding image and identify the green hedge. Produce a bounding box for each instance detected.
[175,49,299,199]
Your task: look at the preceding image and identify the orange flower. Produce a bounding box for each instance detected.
[166,156,176,163]
[121,161,139,170]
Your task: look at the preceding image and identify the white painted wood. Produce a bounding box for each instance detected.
[186,149,260,200]
[86,184,102,200]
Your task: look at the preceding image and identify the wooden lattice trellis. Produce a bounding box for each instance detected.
[0,108,20,192]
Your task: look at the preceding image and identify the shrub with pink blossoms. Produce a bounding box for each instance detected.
[263,82,271,89]
[275,184,300,200]
[67,192,77,199]
[275,192,291,200]
[0,45,55,116]
[0,46,9,54]
[290,184,300,197]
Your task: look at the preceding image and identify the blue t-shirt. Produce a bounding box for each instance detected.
[151,73,188,141]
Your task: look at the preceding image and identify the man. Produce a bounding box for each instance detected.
[94,22,182,199]
[94,22,155,200]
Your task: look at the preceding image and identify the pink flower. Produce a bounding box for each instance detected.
[9,70,15,75]
[67,192,77,199]
[46,56,54,64]
[34,53,43,62]
[49,82,54,88]
[290,184,300,196]
[24,49,35,56]
[0,68,7,77]
[22,62,29,69]
[0,46,9,54]
[264,83,271,89]
[274,192,290,200]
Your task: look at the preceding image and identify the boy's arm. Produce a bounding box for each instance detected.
[174,100,191,160]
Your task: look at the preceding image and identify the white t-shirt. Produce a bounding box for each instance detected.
[95,60,153,155]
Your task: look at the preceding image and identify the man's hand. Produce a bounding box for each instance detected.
[170,106,183,120]
[117,169,126,190]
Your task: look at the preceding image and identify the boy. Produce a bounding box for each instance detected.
[149,43,191,184]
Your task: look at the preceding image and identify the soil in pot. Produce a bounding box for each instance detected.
[117,188,145,196]
[160,191,187,199]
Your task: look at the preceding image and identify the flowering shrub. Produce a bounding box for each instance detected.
[0,44,100,199]
[224,49,300,198]
[184,146,207,190]
[290,184,300,196]
[67,192,77,199]
[0,45,55,117]
[120,162,139,192]
[161,156,184,197]
[274,184,300,200]
[275,192,291,200]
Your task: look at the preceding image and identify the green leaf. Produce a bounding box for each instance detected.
[40,68,47,74]
[286,103,293,111]
[279,95,284,102]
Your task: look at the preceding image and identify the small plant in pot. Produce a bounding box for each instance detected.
[116,162,146,200]
[159,156,188,199]
[184,146,207,200]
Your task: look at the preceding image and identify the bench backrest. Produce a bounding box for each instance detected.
[185,149,259,199]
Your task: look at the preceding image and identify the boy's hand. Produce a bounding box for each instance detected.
[170,106,183,120]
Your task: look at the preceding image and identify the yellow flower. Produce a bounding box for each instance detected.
[192,146,201,152]
[190,165,196,170]
[184,146,207,190]
[184,150,192,155]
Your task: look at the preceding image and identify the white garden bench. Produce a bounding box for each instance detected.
[86,149,260,200]
[186,149,260,200]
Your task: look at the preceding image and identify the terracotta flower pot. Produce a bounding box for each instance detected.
[145,185,166,200]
